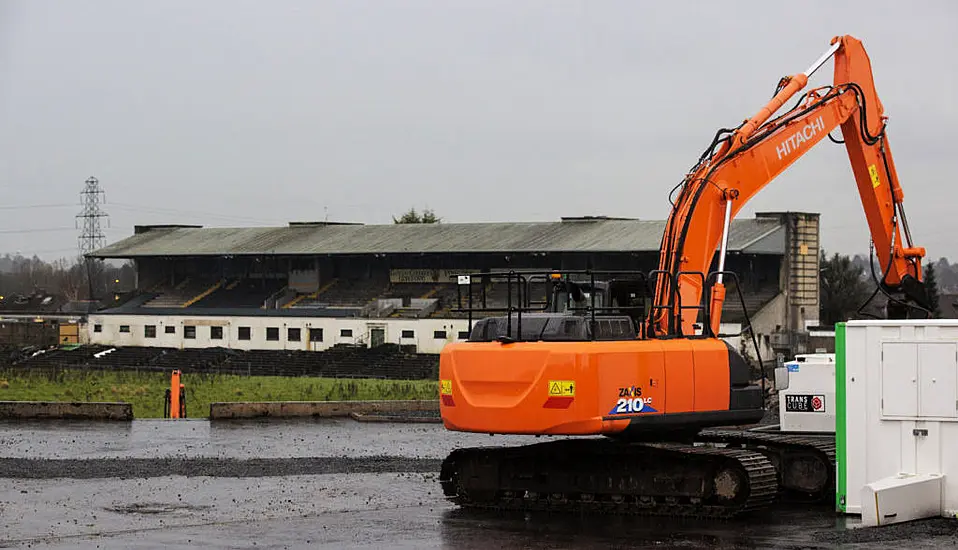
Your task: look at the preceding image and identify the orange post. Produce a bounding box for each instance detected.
[170,370,181,419]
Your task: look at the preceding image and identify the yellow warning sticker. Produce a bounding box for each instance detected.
[439,379,452,395]
[548,380,576,397]
[868,164,881,188]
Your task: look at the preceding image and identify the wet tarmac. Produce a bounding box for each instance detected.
[1,419,956,549]
[0,417,540,460]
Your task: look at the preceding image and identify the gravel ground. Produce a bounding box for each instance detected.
[0,456,441,479]
[813,517,958,547]
[1,418,957,548]
[0,417,542,460]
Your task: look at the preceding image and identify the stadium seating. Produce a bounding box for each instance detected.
[290,278,387,309]
[191,278,285,309]
[382,283,440,300]
[141,278,216,308]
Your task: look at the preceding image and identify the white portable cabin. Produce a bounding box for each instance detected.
[839,320,958,526]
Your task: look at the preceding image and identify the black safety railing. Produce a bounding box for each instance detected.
[646,270,678,337]
[452,269,652,341]
[451,267,766,391]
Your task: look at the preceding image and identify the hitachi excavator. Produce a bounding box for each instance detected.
[437,35,931,518]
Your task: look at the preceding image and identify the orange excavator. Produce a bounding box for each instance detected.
[437,35,931,517]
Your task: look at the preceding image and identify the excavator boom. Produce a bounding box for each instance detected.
[654,35,927,338]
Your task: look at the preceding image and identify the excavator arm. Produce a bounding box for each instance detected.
[652,35,929,338]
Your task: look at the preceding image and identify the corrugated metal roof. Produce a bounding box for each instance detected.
[89,218,784,258]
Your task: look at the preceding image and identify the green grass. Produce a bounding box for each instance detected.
[0,369,439,419]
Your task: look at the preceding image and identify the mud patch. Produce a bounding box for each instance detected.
[106,502,213,515]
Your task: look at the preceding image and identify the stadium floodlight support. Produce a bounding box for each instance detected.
[76,176,110,304]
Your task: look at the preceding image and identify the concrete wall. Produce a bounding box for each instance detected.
[748,292,787,362]
[87,313,471,354]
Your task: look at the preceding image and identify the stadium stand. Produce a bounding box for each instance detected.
[61,212,820,363]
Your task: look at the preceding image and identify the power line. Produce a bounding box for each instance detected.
[0,200,290,225]
[0,248,82,256]
[0,203,77,210]
[0,227,77,234]
[109,202,286,225]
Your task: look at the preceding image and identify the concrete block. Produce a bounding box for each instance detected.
[0,401,133,420]
[349,412,441,423]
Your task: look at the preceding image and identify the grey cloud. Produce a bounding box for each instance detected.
[1,0,955,260]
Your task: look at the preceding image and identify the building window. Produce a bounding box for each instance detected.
[266,327,279,341]
[340,328,353,337]
[185,326,196,339]
[309,328,323,342]
[238,326,251,340]
[458,331,470,340]
[119,325,130,333]
[433,330,447,339]
[145,325,157,338]
[165,326,176,334]
[211,326,223,340]
[288,327,301,341]
[401,330,414,339]
[93,324,102,333]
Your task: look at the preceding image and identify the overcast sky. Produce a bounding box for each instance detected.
[1,0,956,262]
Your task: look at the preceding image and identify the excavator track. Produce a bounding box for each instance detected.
[439,438,778,518]
[697,429,836,500]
